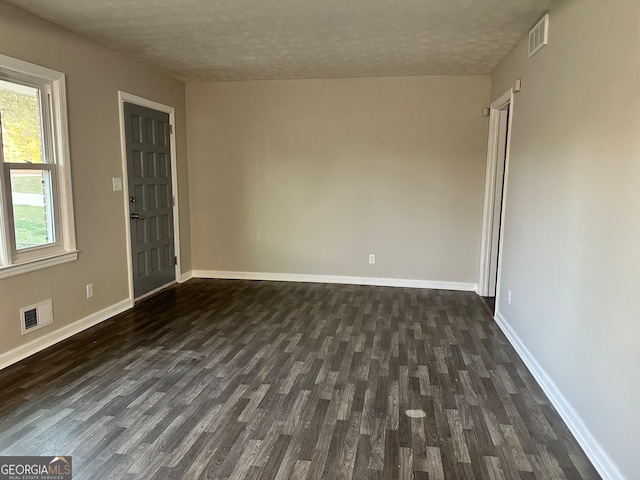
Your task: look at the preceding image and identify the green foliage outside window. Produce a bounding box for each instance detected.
[0,88,43,164]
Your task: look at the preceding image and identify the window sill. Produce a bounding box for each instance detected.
[0,250,78,280]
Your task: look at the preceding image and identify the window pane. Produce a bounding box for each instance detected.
[10,170,55,249]
[0,79,43,164]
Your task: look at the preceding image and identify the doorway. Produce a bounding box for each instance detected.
[478,90,513,313]
[118,93,181,301]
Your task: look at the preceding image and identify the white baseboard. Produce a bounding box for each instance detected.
[0,298,133,371]
[494,310,624,480]
[180,270,193,283]
[191,270,477,291]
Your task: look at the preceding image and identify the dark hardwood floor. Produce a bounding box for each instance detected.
[0,279,599,479]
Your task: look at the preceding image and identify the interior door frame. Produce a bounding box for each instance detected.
[477,89,514,302]
[117,91,181,302]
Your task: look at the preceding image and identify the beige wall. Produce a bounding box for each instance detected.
[0,3,190,356]
[492,0,640,476]
[186,76,490,282]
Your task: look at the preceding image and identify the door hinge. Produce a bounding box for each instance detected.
[174,256,178,265]
[169,124,173,135]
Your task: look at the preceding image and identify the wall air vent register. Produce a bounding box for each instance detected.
[529,13,549,58]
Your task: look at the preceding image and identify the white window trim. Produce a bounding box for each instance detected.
[0,54,77,280]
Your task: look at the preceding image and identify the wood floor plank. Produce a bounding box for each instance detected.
[0,279,601,479]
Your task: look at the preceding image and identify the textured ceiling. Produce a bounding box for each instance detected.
[5,0,555,81]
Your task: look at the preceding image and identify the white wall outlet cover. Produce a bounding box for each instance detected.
[112,177,123,191]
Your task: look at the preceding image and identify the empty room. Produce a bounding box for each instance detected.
[0,0,637,479]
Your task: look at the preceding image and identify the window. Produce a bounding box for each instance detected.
[0,54,76,279]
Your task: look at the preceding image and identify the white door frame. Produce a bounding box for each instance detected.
[117,91,182,302]
[477,89,514,301]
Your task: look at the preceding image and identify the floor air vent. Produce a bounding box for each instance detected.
[528,13,549,58]
[20,299,53,335]
[23,308,38,330]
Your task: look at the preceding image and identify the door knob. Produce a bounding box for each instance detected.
[130,213,140,219]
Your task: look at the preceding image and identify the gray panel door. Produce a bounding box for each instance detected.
[124,102,175,298]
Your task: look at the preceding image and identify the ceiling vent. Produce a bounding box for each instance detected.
[528,13,549,58]
[20,299,53,335]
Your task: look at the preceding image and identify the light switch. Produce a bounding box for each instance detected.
[112,177,123,191]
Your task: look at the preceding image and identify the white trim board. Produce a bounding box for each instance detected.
[180,270,194,283]
[477,89,514,298]
[0,299,132,371]
[191,270,477,291]
[494,310,624,480]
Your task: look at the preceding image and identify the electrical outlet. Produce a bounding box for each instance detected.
[507,290,512,305]
[368,254,375,264]
[86,283,94,299]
